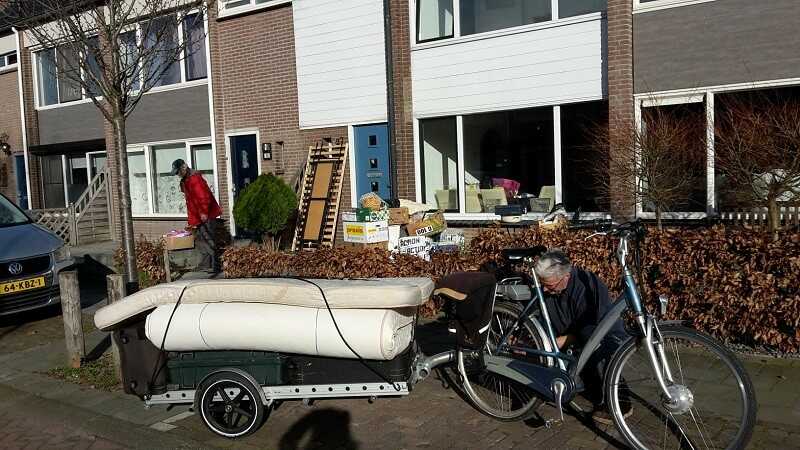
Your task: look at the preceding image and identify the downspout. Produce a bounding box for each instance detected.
[13,27,32,210]
[382,0,398,200]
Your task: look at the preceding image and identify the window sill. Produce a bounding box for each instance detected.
[442,212,610,222]
[411,12,604,52]
[0,64,18,75]
[633,0,717,14]
[217,0,291,20]
[34,79,208,111]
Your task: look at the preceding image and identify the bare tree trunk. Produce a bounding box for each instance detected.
[113,114,139,288]
[655,207,663,231]
[767,197,780,241]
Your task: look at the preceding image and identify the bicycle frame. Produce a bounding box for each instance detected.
[490,228,678,404]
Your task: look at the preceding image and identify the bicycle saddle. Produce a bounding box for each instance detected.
[501,246,547,262]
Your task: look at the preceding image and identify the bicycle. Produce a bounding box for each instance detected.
[456,220,757,450]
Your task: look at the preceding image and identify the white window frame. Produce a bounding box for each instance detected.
[411,0,605,47]
[32,12,209,110]
[128,137,215,219]
[218,0,291,19]
[634,95,709,220]
[0,50,18,73]
[415,102,610,221]
[633,0,717,14]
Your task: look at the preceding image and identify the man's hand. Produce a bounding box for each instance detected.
[200,213,208,223]
[556,334,577,349]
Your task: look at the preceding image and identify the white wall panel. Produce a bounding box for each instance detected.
[293,0,388,128]
[411,17,606,117]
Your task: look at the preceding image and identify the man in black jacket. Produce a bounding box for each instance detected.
[535,250,631,424]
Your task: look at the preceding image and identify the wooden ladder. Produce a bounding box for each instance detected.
[292,140,348,251]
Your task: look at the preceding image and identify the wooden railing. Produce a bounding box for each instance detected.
[30,207,76,243]
[30,166,111,245]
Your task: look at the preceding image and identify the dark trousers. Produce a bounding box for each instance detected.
[195,219,219,272]
[579,331,627,407]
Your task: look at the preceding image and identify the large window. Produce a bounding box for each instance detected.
[34,13,208,108]
[561,101,608,212]
[420,117,458,211]
[128,151,150,215]
[191,144,215,194]
[463,108,554,212]
[641,103,707,213]
[128,139,216,217]
[460,0,551,36]
[416,0,605,43]
[150,144,187,214]
[419,101,614,215]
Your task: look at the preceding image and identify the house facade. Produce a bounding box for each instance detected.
[2,0,798,243]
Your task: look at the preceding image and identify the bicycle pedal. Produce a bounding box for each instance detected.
[544,418,564,429]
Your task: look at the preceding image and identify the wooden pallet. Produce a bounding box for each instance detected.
[292,140,348,251]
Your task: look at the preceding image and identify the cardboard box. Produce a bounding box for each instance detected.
[397,236,433,261]
[343,221,389,243]
[343,241,388,250]
[388,207,410,225]
[356,207,390,222]
[406,212,447,237]
[164,233,195,251]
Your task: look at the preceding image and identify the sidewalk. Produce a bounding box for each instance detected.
[1,310,799,449]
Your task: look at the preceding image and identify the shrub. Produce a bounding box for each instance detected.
[222,225,800,353]
[233,174,297,250]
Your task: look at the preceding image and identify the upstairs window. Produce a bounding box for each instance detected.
[416,0,606,43]
[34,13,208,108]
[220,0,289,17]
[0,50,17,67]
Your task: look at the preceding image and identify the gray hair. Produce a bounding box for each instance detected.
[534,250,572,280]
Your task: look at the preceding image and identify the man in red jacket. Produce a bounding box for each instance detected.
[172,158,222,273]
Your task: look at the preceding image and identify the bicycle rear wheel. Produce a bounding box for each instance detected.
[458,302,552,421]
[605,325,756,450]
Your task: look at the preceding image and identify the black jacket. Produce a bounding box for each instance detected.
[543,267,626,343]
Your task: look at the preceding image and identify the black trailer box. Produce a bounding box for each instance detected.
[287,345,415,385]
[165,351,287,390]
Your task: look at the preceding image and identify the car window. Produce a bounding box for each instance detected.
[0,194,30,227]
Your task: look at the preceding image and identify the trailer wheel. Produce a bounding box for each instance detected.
[197,371,266,438]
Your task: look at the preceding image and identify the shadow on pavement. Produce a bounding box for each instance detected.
[278,408,359,450]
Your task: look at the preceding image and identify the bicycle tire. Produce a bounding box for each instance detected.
[458,301,553,421]
[604,325,756,450]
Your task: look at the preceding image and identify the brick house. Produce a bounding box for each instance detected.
[0,29,24,207]
[3,0,800,242]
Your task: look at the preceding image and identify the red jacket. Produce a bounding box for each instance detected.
[181,172,222,227]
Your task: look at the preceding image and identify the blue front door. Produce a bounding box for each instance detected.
[354,124,391,200]
[14,155,28,209]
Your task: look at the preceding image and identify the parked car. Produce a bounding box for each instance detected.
[0,193,75,315]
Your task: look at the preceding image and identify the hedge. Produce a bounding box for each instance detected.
[220,226,800,353]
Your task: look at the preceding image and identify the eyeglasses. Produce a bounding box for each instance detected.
[541,274,568,291]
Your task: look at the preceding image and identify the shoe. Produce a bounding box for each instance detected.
[591,403,632,425]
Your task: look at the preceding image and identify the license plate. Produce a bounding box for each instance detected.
[0,276,46,296]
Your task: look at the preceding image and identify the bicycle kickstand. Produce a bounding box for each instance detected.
[545,380,567,428]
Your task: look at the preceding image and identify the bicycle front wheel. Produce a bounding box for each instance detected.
[605,325,756,450]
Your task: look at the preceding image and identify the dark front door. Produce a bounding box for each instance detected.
[354,124,391,200]
[14,155,28,209]
[229,134,258,235]
[41,155,65,208]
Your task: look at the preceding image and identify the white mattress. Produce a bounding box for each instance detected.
[145,303,416,360]
[95,277,434,331]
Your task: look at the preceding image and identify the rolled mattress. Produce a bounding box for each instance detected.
[145,303,416,360]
